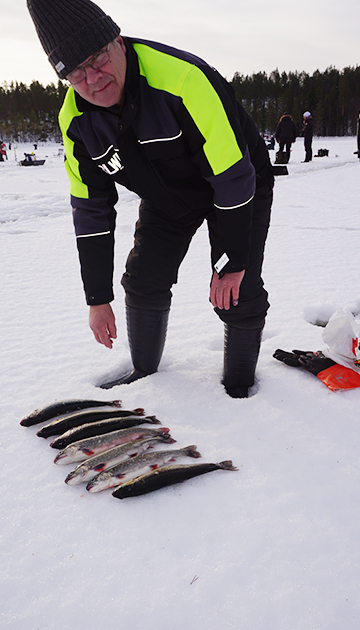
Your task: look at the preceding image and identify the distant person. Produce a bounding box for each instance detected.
[274,113,296,163]
[302,111,313,162]
[0,140,7,161]
[266,136,275,150]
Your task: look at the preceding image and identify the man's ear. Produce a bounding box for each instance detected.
[115,35,126,54]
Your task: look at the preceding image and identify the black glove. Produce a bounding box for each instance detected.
[273,349,336,375]
[273,348,311,367]
[297,351,336,375]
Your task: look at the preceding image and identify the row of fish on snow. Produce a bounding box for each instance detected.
[20,399,237,499]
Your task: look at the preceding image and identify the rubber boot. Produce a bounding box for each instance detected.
[223,324,263,398]
[100,306,169,389]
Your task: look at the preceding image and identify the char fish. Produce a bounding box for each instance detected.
[54,428,176,465]
[20,399,122,426]
[64,436,169,485]
[112,460,238,499]
[51,424,171,451]
[37,407,146,438]
[86,445,201,493]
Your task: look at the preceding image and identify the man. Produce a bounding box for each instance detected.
[302,111,313,162]
[27,0,274,398]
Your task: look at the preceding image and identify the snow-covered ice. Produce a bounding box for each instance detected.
[1,136,360,629]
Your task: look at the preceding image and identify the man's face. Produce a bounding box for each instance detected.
[69,36,127,108]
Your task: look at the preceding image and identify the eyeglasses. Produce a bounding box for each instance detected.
[66,43,111,85]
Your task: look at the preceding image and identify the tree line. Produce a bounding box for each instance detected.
[0,64,359,142]
[231,65,360,137]
[0,80,67,142]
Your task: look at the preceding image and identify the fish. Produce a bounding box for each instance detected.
[54,428,176,465]
[36,407,146,439]
[86,445,201,493]
[50,424,172,452]
[112,460,238,499]
[64,436,171,485]
[20,399,122,426]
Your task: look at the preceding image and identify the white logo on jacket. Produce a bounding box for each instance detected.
[92,145,124,175]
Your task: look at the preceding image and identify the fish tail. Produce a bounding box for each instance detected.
[218,460,238,471]
[184,445,202,458]
[162,435,176,444]
[134,408,145,416]
[113,400,122,407]
[146,415,161,425]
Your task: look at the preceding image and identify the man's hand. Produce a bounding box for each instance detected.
[210,270,245,310]
[89,303,117,349]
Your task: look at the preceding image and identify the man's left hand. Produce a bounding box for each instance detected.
[210,270,245,310]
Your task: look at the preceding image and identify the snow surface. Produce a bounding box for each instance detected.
[1,137,360,629]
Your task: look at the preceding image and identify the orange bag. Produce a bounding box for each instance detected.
[317,364,360,391]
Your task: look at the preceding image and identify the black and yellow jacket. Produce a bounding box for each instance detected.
[59,37,273,305]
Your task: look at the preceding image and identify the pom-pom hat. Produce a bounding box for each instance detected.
[27,0,120,79]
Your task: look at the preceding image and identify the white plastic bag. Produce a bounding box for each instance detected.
[322,308,360,373]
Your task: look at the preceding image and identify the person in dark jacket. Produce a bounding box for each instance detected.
[274,113,296,163]
[27,0,274,398]
[302,111,313,162]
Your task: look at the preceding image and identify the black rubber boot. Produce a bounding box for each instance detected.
[100,306,169,389]
[223,325,263,398]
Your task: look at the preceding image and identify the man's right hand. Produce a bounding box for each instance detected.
[89,303,117,349]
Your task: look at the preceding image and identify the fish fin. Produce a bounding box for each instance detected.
[113,400,122,407]
[130,451,140,458]
[185,445,202,459]
[93,463,107,472]
[82,448,95,456]
[218,460,238,471]
[115,473,126,479]
[150,464,159,470]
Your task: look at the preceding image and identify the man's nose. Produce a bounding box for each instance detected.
[86,66,103,84]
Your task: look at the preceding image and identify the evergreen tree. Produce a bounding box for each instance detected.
[0,67,359,142]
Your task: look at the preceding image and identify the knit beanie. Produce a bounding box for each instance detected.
[27,0,120,79]
[303,111,311,118]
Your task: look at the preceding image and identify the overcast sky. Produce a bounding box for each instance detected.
[1,0,360,86]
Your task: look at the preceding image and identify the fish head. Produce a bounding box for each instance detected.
[64,467,88,485]
[86,471,126,493]
[54,445,78,465]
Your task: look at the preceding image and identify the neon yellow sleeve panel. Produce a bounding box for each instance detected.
[58,88,89,199]
[133,43,243,176]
